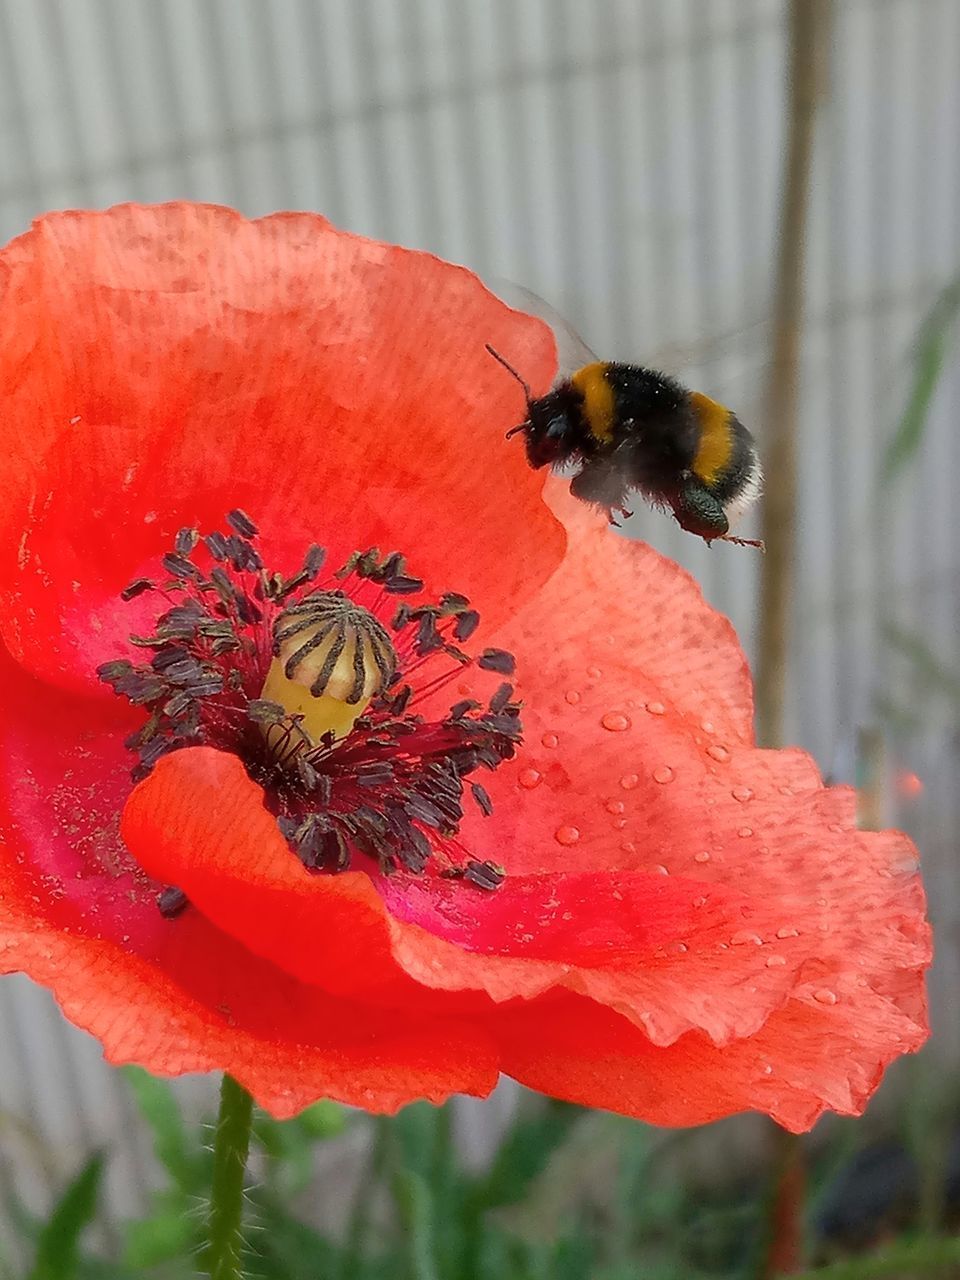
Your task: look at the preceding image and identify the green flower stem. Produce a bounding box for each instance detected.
[203,1074,254,1280]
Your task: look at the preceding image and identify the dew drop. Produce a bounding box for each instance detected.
[700,719,715,734]
[707,744,730,763]
[738,826,754,838]
[813,988,838,1005]
[621,840,637,855]
[731,786,753,803]
[586,665,602,680]
[518,768,542,790]
[652,765,675,784]
[766,955,787,967]
[605,799,626,815]
[890,855,920,875]
[619,773,639,790]
[601,711,631,732]
[646,700,665,716]
[652,863,668,875]
[762,1063,774,1075]
[541,732,559,749]
[775,926,798,939]
[565,689,581,705]
[554,824,580,846]
[779,785,794,796]
[613,817,627,830]
[694,850,711,864]
[731,930,763,946]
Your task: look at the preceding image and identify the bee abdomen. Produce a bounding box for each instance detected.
[688,392,758,509]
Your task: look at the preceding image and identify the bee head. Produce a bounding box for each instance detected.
[517,391,578,468]
[487,344,575,469]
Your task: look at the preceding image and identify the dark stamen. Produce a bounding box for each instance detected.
[101,516,525,912]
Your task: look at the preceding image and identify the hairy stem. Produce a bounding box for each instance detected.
[202,1074,254,1280]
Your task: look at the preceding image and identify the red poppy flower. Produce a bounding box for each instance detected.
[0,204,930,1132]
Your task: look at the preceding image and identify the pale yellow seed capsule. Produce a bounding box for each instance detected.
[260,591,397,750]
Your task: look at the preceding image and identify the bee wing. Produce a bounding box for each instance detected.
[485,278,599,376]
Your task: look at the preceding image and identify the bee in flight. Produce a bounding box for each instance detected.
[485,294,763,549]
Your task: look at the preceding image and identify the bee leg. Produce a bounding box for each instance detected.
[569,463,631,524]
[722,534,766,551]
[673,483,731,545]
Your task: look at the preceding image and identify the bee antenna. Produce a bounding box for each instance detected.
[484,343,532,404]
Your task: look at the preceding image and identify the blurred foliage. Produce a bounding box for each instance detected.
[880,276,960,487]
[4,1072,960,1280]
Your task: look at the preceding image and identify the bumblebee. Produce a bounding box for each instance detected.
[486,343,763,549]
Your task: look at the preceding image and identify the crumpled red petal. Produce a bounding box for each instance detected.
[490,984,924,1133]
[122,746,792,1033]
[0,204,561,697]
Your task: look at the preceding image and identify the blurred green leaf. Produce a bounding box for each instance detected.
[122,1201,197,1269]
[28,1153,104,1280]
[294,1100,347,1140]
[253,1197,343,1280]
[474,1101,581,1212]
[882,623,960,702]
[881,276,960,486]
[787,1234,960,1278]
[392,1167,440,1280]
[121,1068,198,1193]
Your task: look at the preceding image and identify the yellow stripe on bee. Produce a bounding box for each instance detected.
[570,362,617,442]
[689,392,734,485]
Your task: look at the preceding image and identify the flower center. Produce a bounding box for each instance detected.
[99,511,520,915]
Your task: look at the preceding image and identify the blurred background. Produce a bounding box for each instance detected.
[0,1,958,1275]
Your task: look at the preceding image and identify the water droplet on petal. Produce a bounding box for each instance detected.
[606,799,625,815]
[779,785,794,796]
[889,854,920,875]
[586,665,602,680]
[707,744,730,763]
[732,786,753,803]
[652,765,674,784]
[565,689,581,705]
[613,817,627,829]
[541,732,559,749]
[813,988,837,1005]
[619,773,639,790]
[731,930,763,946]
[554,824,580,846]
[653,863,668,875]
[646,701,665,716]
[776,926,799,939]
[518,768,542,790]
[694,850,711,864]
[700,719,715,734]
[601,711,631,732]
[766,955,787,967]
[621,840,637,855]
[763,1063,774,1075]
[738,826,753,838]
